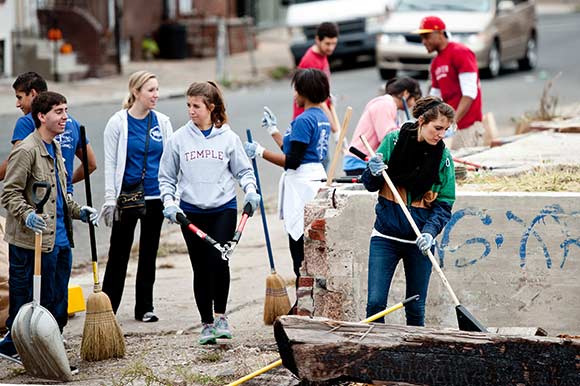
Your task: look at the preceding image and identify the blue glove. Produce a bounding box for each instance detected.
[244,141,264,159]
[262,106,279,135]
[163,204,184,224]
[25,212,47,233]
[80,206,99,226]
[368,153,387,176]
[243,191,261,214]
[416,233,434,256]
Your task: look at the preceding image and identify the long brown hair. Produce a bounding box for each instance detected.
[186,81,228,128]
[123,70,157,109]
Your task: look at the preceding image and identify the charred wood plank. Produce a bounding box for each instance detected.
[274,316,580,386]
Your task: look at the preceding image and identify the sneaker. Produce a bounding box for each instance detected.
[0,333,21,365]
[138,312,159,323]
[70,365,79,376]
[214,315,232,339]
[198,323,216,345]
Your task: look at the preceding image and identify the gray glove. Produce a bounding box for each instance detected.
[25,212,47,233]
[262,106,279,135]
[80,206,99,226]
[163,204,184,224]
[99,203,116,228]
[243,191,261,214]
[368,153,387,176]
[415,233,434,256]
[244,141,264,159]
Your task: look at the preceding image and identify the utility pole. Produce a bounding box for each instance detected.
[114,0,122,74]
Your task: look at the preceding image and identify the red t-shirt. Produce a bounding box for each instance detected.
[293,47,331,118]
[430,42,482,129]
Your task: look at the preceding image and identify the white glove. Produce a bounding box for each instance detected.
[99,203,116,227]
[333,130,340,143]
[25,212,47,233]
[416,233,434,256]
[80,206,99,227]
[262,106,279,135]
[163,203,184,224]
[244,141,265,159]
[368,153,388,176]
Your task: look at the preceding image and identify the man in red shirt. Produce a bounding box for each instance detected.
[415,16,484,150]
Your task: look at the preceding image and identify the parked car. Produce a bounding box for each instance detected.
[375,0,538,79]
[284,0,395,66]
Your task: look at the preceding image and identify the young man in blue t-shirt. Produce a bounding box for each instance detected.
[0,72,97,193]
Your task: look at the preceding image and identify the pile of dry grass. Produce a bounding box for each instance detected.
[459,165,580,192]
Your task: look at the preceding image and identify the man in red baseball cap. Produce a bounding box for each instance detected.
[414,16,484,150]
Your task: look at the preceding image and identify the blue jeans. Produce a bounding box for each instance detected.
[7,244,72,332]
[366,236,432,326]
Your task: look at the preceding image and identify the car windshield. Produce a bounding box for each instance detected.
[396,0,490,12]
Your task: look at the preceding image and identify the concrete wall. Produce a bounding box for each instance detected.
[300,187,580,335]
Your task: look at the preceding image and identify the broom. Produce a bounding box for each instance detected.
[79,126,126,361]
[246,129,291,324]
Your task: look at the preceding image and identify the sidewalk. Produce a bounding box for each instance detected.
[0,28,293,116]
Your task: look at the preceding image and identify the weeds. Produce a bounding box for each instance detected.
[269,66,291,80]
[111,361,174,386]
[513,72,561,134]
[198,350,223,363]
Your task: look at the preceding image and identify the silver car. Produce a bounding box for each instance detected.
[375,0,538,79]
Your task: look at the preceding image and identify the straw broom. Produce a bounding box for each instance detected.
[79,126,125,361]
[246,129,291,324]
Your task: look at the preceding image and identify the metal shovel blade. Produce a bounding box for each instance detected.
[12,301,73,381]
[456,305,487,332]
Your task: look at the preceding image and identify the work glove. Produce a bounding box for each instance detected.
[243,190,261,214]
[368,153,387,176]
[80,206,99,227]
[99,202,116,228]
[25,212,47,233]
[163,203,184,224]
[244,141,265,159]
[262,106,279,135]
[415,233,434,256]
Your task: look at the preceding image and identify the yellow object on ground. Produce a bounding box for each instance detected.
[68,284,86,316]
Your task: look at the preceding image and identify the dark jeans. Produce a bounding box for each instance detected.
[102,199,164,319]
[7,243,72,332]
[288,235,304,288]
[180,209,236,325]
[366,236,432,326]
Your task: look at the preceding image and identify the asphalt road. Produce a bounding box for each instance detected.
[0,13,578,264]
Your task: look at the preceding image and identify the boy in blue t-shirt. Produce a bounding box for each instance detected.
[0,72,97,193]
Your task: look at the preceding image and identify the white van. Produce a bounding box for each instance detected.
[284,0,395,65]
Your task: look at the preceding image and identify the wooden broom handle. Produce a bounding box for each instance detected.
[34,232,42,276]
[326,106,352,187]
[360,135,460,306]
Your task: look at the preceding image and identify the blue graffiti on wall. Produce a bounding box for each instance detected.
[437,205,579,269]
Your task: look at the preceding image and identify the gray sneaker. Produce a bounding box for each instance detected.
[214,315,232,339]
[198,323,216,345]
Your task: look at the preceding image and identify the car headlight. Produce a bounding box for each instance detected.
[378,33,406,45]
[289,27,307,44]
[366,15,386,34]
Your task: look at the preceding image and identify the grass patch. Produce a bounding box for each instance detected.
[111,361,174,386]
[269,65,291,80]
[459,165,580,192]
[174,365,228,385]
[198,351,223,363]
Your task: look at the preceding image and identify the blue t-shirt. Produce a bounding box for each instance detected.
[282,107,330,165]
[12,113,87,194]
[44,143,69,247]
[123,112,163,196]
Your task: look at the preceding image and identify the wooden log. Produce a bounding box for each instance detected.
[274,316,580,386]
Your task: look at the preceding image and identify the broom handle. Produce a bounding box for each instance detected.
[246,129,276,272]
[326,106,352,187]
[360,135,460,306]
[80,126,99,287]
[226,294,419,386]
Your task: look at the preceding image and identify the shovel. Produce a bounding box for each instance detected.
[11,181,73,381]
[360,135,487,332]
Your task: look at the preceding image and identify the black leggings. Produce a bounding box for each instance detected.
[102,199,164,319]
[288,235,304,288]
[180,209,236,324]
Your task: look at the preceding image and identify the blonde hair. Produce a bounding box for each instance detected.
[123,70,157,109]
[186,81,228,128]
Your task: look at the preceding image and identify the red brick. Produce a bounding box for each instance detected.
[308,228,325,241]
[298,276,314,288]
[310,218,326,231]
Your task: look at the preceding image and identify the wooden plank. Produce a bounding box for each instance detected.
[274,316,580,386]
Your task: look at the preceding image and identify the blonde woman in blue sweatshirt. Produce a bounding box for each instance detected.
[158,81,260,345]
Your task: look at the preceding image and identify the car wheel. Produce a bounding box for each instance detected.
[518,35,538,71]
[482,41,500,79]
[379,68,397,80]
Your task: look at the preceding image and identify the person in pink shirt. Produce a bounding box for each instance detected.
[344,77,422,176]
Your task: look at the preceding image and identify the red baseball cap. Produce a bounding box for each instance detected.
[413,16,446,34]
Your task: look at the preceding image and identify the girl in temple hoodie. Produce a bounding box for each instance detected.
[158,81,260,345]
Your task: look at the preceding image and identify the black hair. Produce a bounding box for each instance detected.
[291,68,330,104]
[31,91,67,128]
[385,77,422,101]
[12,72,48,94]
[316,22,339,40]
[412,96,455,123]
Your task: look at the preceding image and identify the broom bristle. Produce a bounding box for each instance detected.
[81,291,125,361]
[263,272,291,325]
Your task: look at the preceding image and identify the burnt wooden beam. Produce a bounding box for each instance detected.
[274,316,580,386]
